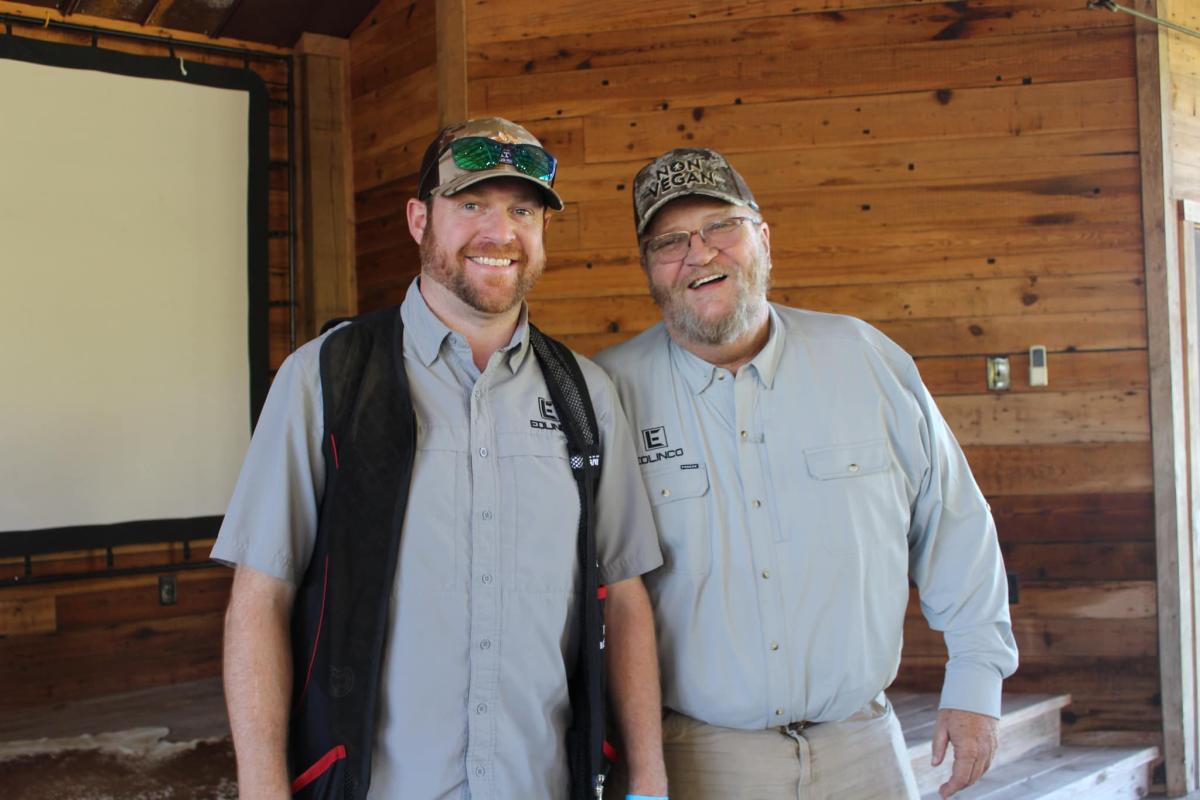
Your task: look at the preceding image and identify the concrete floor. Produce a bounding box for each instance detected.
[0,678,234,800]
[0,677,228,744]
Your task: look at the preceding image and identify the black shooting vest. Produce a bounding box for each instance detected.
[287,305,608,800]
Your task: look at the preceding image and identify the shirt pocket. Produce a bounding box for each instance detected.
[642,464,712,576]
[800,438,897,557]
[498,430,580,593]
[803,438,892,481]
[407,426,468,592]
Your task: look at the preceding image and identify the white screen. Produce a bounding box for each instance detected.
[0,56,252,532]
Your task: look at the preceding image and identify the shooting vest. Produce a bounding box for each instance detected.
[286,305,608,800]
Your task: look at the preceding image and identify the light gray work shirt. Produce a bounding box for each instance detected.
[594,304,1017,730]
[213,279,663,799]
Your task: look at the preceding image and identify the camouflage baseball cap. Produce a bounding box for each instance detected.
[632,148,758,234]
[417,117,564,211]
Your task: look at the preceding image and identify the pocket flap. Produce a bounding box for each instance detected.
[643,464,709,506]
[804,439,891,480]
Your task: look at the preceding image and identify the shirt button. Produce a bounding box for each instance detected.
[479,447,488,458]
[770,641,780,651]
[476,703,488,714]
[475,766,486,777]
[482,510,493,520]
[740,430,748,440]
[481,573,493,585]
[761,569,770,579]
[751,499,762,508]
[717,374,726,381]
[473,389,481,399]
[848,463,859,473]
[775,708,785,717]
[661,488,670,498]
[480,639,491,650]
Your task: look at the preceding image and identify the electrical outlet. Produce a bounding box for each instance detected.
[159,575,178,606]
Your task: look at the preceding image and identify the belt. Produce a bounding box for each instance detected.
[785,720,815,733]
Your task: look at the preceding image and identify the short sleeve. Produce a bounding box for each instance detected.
[210,336,328,585]
[583,359,664,585]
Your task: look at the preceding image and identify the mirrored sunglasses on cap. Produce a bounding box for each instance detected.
[419,132,562,208]
[447,136,557,183]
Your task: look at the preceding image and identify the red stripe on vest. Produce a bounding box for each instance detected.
[330,433,341,470]
[602,739,618,764]
[296,555,330,707]
[291,744,347,793]
[597,585,607,600]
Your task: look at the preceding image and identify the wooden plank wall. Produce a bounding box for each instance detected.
[0,7,291,711]
[1169,3,1200,199]
[349,0,439,311]
[364,0,1152,742]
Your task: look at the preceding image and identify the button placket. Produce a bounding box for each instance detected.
[736,373,791,727]
[466,373,500,790]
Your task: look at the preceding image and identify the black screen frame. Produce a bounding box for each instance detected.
[0,33,270,556]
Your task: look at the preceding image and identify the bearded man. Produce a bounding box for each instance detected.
[594,148,1018,800]
[215,118,668,800]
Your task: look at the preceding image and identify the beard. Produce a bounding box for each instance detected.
[649,249,771,347]
[419,214,545,315]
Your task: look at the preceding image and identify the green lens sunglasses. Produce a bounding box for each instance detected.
[448,136,558,183]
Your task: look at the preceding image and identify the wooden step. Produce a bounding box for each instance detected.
[894,692,1070,795]
[916,745,1158,799]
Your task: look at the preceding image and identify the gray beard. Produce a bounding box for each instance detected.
[650,256,771,347]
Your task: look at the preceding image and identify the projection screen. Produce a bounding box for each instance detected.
[0,36,268,549]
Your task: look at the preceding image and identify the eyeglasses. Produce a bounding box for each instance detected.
[641,216,761,265]
[448,136,557,182]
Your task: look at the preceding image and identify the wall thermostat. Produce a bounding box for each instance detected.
[1029,345,1048,387]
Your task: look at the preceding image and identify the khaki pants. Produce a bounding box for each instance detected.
[610,694,919,800]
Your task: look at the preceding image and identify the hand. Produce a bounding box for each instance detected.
[930,708,999,798]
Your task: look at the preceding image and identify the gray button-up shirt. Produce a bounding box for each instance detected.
[595,304,1017,730]
[213,279,663,799]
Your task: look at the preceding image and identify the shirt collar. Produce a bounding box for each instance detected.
[750,304,784,389]
[668,335,721,395]
[399,278,531,372]
[667,304,783,393]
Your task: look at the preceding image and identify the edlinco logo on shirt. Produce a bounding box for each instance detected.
[639,425,685,465]
[530,397,563,431]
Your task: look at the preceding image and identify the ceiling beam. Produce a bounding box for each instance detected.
[140,0,163,27]
[212,0,246,39]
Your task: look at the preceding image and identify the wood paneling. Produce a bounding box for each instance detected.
[0,596,55,636]
[897,581,1161,735]
[350,0,436,311]
[297,34,359,338]
[1163,8,1200,790]
[0,612,226,711]
[345,0,1161,747]
[468,0,1127,81]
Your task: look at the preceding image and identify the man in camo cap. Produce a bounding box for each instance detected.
[595,147,1018,799]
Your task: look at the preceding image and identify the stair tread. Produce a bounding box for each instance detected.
[917,745,1159,799]
[896,692,1070,752]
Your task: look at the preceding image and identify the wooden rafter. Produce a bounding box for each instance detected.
[212,0,246,39]
[139,0,163,27]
